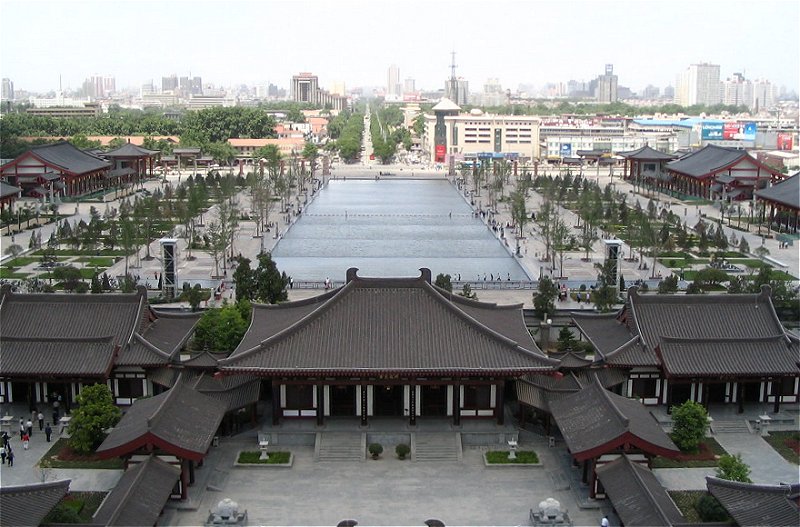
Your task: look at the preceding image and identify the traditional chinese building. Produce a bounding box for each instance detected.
[0,141,111,199]
[619,145,676,191]
[572,286,800,412]
[219,268,558,426]
[99,142,160,188]
[756,172,799,234]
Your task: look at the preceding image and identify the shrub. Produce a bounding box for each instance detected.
[68,384,121,455]
[368,443,383,458]
[695,494,728,522]
[670,400,709,453]
[395,443,410,459]
[715,453,752,482]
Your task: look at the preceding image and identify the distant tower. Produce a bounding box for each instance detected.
[160,238,178,300]
[603,239,624,296]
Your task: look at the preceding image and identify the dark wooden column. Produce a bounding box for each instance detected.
[271,383,280,426]
[180,459,189,499]
[188,459,195,484]
[452,382,460,426]
[495,382,505,425]
[409,384,416,426]
[772,379,781,413]
[737,382,745,414]
[316,384,324,426]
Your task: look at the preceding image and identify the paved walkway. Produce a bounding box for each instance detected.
[714,433,800,485]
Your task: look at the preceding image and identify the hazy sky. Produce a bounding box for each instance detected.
[1,0,798,94]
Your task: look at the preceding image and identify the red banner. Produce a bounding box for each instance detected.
[777,133,793,151]
[435,144,446,162]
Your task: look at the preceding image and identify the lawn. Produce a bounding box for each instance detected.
[668,491,705,523]
[39,438,124,469]
[237,451,291,464]
[75,256,116,267]
[0,268,29,279]
[651,438,727,468]
[485,450,539,464]
[763,431,800,465]
[41,491,107,524]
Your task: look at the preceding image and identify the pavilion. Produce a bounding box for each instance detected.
[219,268,558,426]
[99,142,160,189]
[755,172,799,234]
[0,141,111,199]
[96,376,226,499]
[548,376,680,498]
[663,144,783,200]
[618,145,676,192]
[572,286,800,413]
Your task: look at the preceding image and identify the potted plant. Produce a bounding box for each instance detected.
[368,443,383,460]
[395,443,410,460]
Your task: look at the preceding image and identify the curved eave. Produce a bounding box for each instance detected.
[96,431,208,462]
[570,431,680,462]
[217,366,553,378]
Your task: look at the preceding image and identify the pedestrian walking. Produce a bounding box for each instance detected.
[1,431,9,448]
[1,445,6,464]
[38,411,44,431]
[45,423,53,442]
[601,515,609,527]
[19,420,25,440]
[26,419,33,437]
[22,432,29,450]
[6,449,13,467]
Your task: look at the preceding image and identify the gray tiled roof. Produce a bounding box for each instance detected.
[97,376,227,460]
[666,144,747,178]
[596,455,685,527]
[627,287,788,350]
[92,455,179,527]
[658,336,800,377]
[756,173,799,210]
[191,373,261,412]
[706,476,800,527]
[0,336,117,377]
[0,479,71,527]
[28,141,111,175]
[222,273,556,376]
[0,181,21,199]
[618,145,676,161]
[571,312,633,356]
[548,376,678,459]
[140,309,202,357]
[116,333,172,367]
[0,286,145,345]
[101,143,160,158]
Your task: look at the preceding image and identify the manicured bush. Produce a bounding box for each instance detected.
[715,453,752,482]
[670,400,709,453]
[395,443,410,459]
[695,494,728,522]
[368,443,383,458]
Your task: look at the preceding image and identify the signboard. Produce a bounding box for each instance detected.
[723,121,757,141]
[777,133,793,151]
[701,122,724,140]
[560,143,572,157]
[435,144,446,163]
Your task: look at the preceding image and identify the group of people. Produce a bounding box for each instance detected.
[0,431,14,466]
[1,405,58,468]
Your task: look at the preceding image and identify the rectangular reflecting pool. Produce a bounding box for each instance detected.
[272,179,530,281]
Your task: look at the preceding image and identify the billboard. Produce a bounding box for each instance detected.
[560,143,572,157]
[435,144,446,163]
[723,121,757,141]
[777,133,793,151]
[700,122,724,140]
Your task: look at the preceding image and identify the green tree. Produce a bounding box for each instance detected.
[670,400,709,452]
[592,259,619,313]
[715,453,752,483]
[556,326,578,351]
[657,275,679,294]
[180,283,206,311]
[253,252,289,304]
[192,302,249,351]
[232,256,257,302]
[458,283,478,299]
[52,265,84,292]
[533,276,558,320]
[67,384,121,454]
[434,273,453,292]
[695,495,729,522]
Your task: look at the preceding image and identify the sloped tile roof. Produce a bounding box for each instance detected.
[116,333,172,367]
[658,336,800,377]
[28,141,111,175]
[596,455,685,527]
[756,173,799,210]
[101,143,160,157]
[666,144,748,178]
[706,476,800,527]
[618,145,676,161]
[91,455,179,527]
[0,181,21,199]
[571,312,633,355]
[182,350,226,368]
[139,309,202,357]
[191,372,261,412]
[0,286,145,345]
[222,271,556,376]
[97,376,226,461]
[0,479,71,527]
[548,376,678,460]
[0,336,117,377]
[432,98,461,111]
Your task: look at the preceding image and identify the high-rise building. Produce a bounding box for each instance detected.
[642,85,660,99]
[83,75,115,99]
[663,85,675,100]
[191,76,203,96]
[403,78,416,95]
[751,79,777,112]
[140,81,155,97]
[290,73,347,110]
[674,63,721,106]
[162,74,179,93]
[722,73,752,108]
[387,65,400,98]
[1,78,14,101]
[595,64,618,103]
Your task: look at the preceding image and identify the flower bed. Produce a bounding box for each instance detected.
[484,450,540,466]
[235,450,292,467]
[40,438,124,469]
[651,438,726,468]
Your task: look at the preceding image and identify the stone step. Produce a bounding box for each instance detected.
[413,433,461,462]
[712,420,751,434]
[317,432,364,462]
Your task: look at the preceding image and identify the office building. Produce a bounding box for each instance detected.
[162,74,179,93]
[403,78,416,94]
[1,78,13,101]
[387,65,400,98]
[674,63,721,107]
[290,72,347,111]
[595,64,618,103]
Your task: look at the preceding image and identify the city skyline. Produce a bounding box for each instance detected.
[1,0,798,95]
